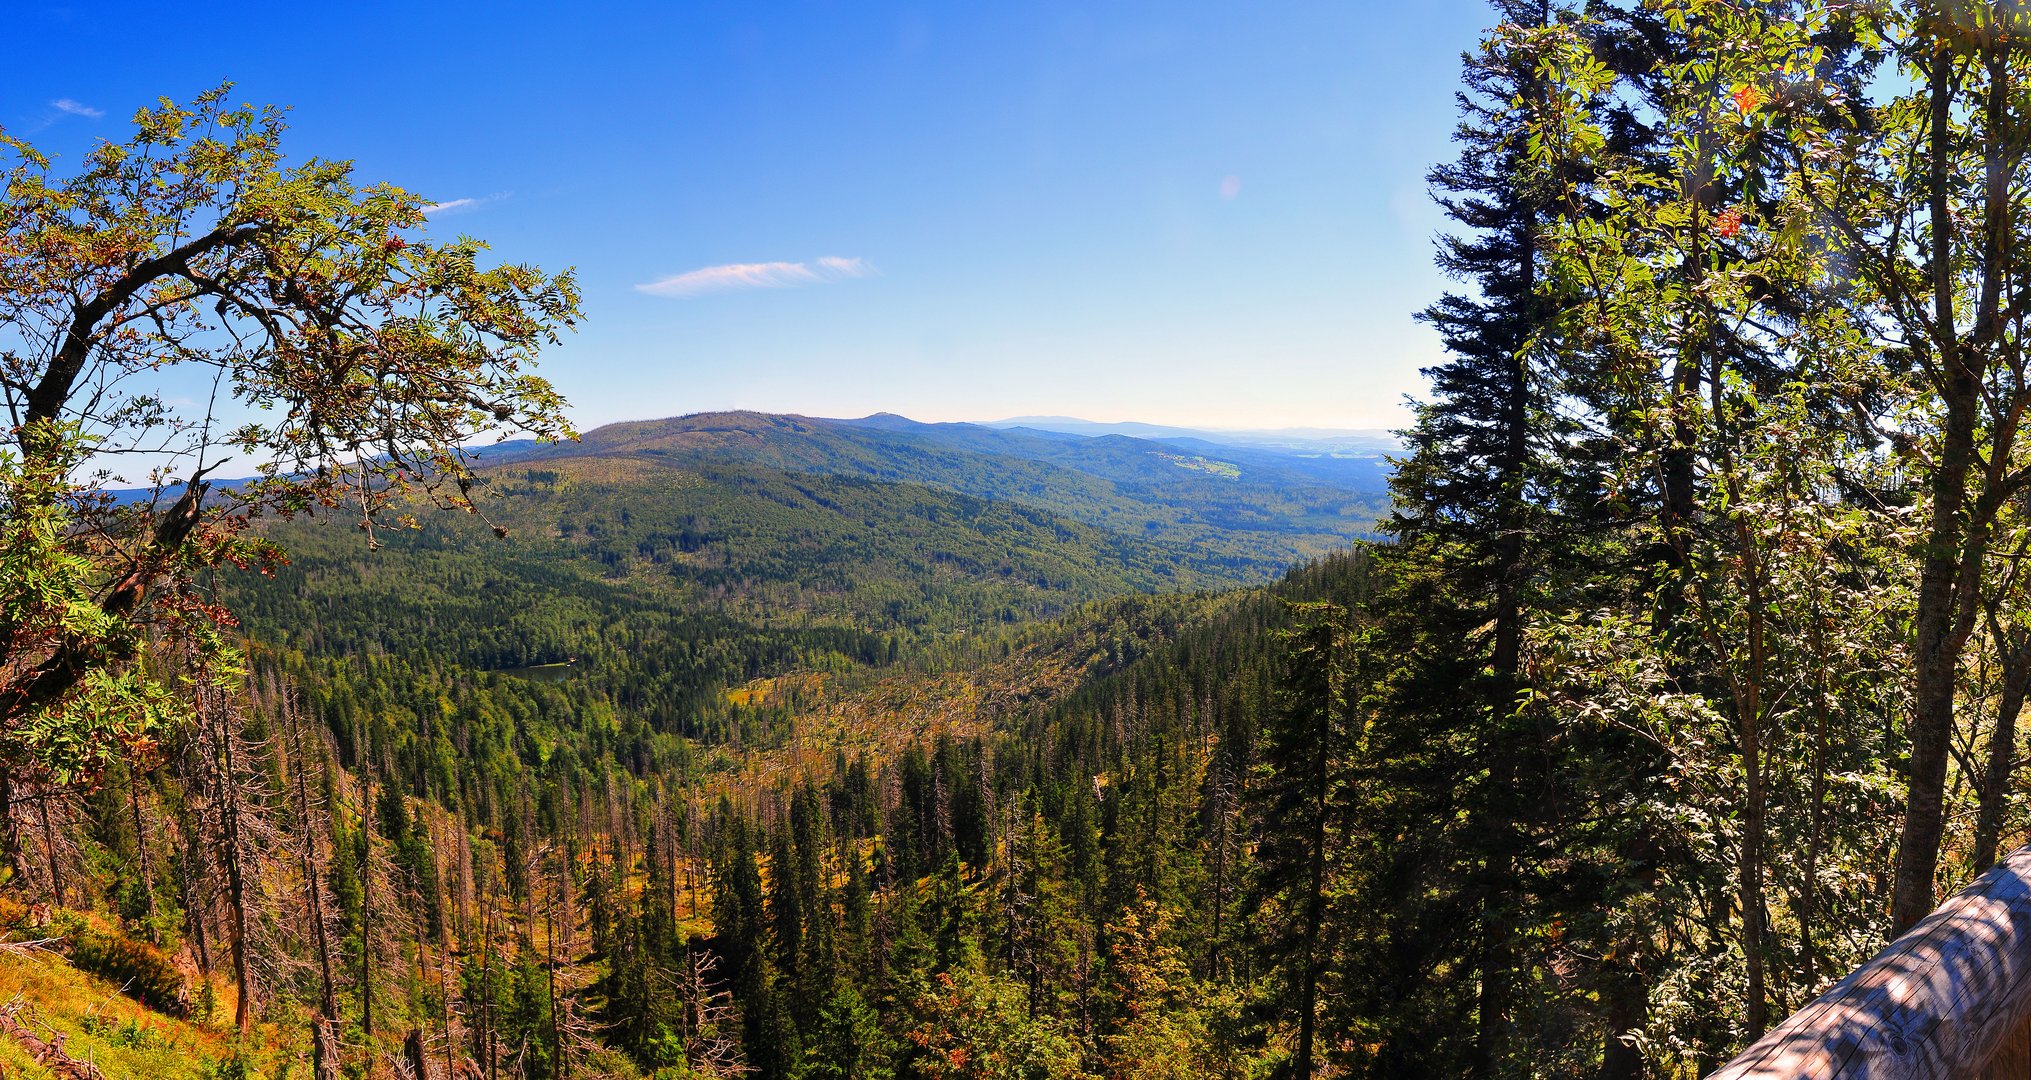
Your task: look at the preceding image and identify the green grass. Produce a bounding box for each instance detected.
[1153,452,1243,478]
[0,949,294,1079]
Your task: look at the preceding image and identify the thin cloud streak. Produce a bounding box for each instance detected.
[422,192,508,216]
[636,256,873,298]
[50,98,102,118]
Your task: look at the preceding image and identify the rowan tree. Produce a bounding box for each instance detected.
[0,85,579,780]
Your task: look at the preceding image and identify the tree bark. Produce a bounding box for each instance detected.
[403,1027,431,1080]
[0,770,22,890]
[1711,349,1772,1036]
[1893,31,2016,936]
[36,787,62,908]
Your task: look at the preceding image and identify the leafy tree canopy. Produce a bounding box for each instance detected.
[0,85,580,779]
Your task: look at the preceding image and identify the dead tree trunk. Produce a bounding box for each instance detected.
[213,691,253,1034]
[359,771,376,1042]
[288,698,343,1080]
[35,789,62,908]
[0,769,22,889]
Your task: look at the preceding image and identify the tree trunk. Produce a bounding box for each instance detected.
[1974,627,2031,872]
[1601,832,1657,1080]
[403,1027,431,1080]
[127,770,155,922]
[0,769,21,890]
[184,837,213,976]
[215,697,252,1034]
[480,888,496,1080]
[1894,33,2009,937]
[360,774,376,1041]
[1801,618,1834,986]
[36,787,62,907]
[291,714,342,1080]
[547,890,565,1080]
[1713,354,1771,1036]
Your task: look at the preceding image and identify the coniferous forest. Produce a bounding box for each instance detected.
[9,2,2031,1078]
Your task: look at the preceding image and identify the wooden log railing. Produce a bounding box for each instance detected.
[1710,845,2031,1079]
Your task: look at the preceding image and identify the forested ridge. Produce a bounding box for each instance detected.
[13,2,2031,1078]
[473,410,1390,572]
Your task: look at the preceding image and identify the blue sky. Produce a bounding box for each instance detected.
[14,1,1498,434]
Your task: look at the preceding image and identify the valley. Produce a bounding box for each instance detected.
[169,409,1379,1080]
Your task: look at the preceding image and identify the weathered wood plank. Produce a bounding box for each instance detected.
[1978,1009,2030,1080]
[1709,844,2031,1079]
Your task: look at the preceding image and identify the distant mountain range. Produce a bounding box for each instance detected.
[983,415,1402,454]
[230,411,1396,672]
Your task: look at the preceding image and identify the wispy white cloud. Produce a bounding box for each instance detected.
[50,98,102,119]
[636,256,874,298]
[422,192,508,216]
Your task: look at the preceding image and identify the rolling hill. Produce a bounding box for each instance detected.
[472,410,1388,563]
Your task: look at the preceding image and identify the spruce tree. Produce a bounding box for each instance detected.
[1249,601,1362,1080]
[1371,1,1588,1073]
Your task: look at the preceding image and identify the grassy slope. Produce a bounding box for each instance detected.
[692,586,1235,792]
[0,950,288,1079]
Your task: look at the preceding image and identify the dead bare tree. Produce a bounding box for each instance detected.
[184,656,293,1034]
[542,841,568,1080]
[0,761,82,909]
[359,762,377,1043]
[352,767,417,1055]
[676,948,750,1079]
[427,805,468,1080]
[194,667,253,1031]
[125,763,156,923]
[472,840,502,1080]
[275,683,345,1080]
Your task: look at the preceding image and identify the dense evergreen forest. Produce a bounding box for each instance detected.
[15,1,2031,1078]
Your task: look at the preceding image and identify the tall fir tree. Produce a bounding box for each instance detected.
[1369,1,1605,1074]
[1249,600,1364,1080]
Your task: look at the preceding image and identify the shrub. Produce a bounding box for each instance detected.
[79,1013,168,1050]
[68,927,185,1015]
